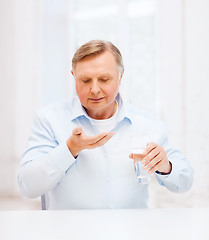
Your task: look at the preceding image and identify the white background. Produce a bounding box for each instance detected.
[0,0,209,209]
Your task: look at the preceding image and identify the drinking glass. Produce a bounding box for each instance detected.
[131,135,151,184]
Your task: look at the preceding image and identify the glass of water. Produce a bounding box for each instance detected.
[131,135,151,184]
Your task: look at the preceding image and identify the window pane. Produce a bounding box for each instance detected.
[76,17,118,47]
[76,0,117,11]
[128,16,156,113]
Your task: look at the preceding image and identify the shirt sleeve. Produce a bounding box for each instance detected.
[17,110,76,198]
[154,128,193,193]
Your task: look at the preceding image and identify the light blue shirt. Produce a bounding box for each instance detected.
[18,94,193,209]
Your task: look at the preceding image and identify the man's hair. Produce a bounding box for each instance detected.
[72,40,124,73]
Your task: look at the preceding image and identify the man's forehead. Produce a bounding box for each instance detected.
[76,72,114,79]
[74,51,118,68]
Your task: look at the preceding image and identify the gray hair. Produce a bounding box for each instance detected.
[72,40,124,73]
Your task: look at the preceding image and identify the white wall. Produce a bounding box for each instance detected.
[149,0,209,208]
[0,0,16,195]
[184,0,209,207]
[0,0,42,197]
[42,0,71,105]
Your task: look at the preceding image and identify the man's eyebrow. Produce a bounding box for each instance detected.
[76,75,91,79]
[98,73,113,78]
[76,73,113,79]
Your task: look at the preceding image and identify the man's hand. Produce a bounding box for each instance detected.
[66,126,114,158]
[129,142,172,174]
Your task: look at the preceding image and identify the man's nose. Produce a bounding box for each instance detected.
[91,81,100,94]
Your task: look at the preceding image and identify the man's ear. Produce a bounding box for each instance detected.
[119,68,124,84]
[71,70,74,77]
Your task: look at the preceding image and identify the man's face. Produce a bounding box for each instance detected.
[72,51,124,119]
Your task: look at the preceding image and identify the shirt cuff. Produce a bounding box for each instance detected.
[155,160,175,181]
[47,142,76,172]
[155,161,172,175]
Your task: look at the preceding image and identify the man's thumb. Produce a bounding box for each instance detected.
[72,126,83,135]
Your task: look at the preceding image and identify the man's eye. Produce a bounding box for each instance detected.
[82,79,90,83]
[99,78,109,82]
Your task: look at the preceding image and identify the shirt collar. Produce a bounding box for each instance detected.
[116,93,133,123]
[70,96,89,121]
[69,93,133,123]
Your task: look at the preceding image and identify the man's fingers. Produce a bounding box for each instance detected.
[82,132,108,145]
[148,160,164,174]
[87,132,114,149]
[144,142,157,155]
[72,126,83,135]
[95,132,114,146]
[142,148,159,165]
[71,128,114,152]
[143,153,162,170]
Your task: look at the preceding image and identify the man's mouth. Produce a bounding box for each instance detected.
[89,97,104,102]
